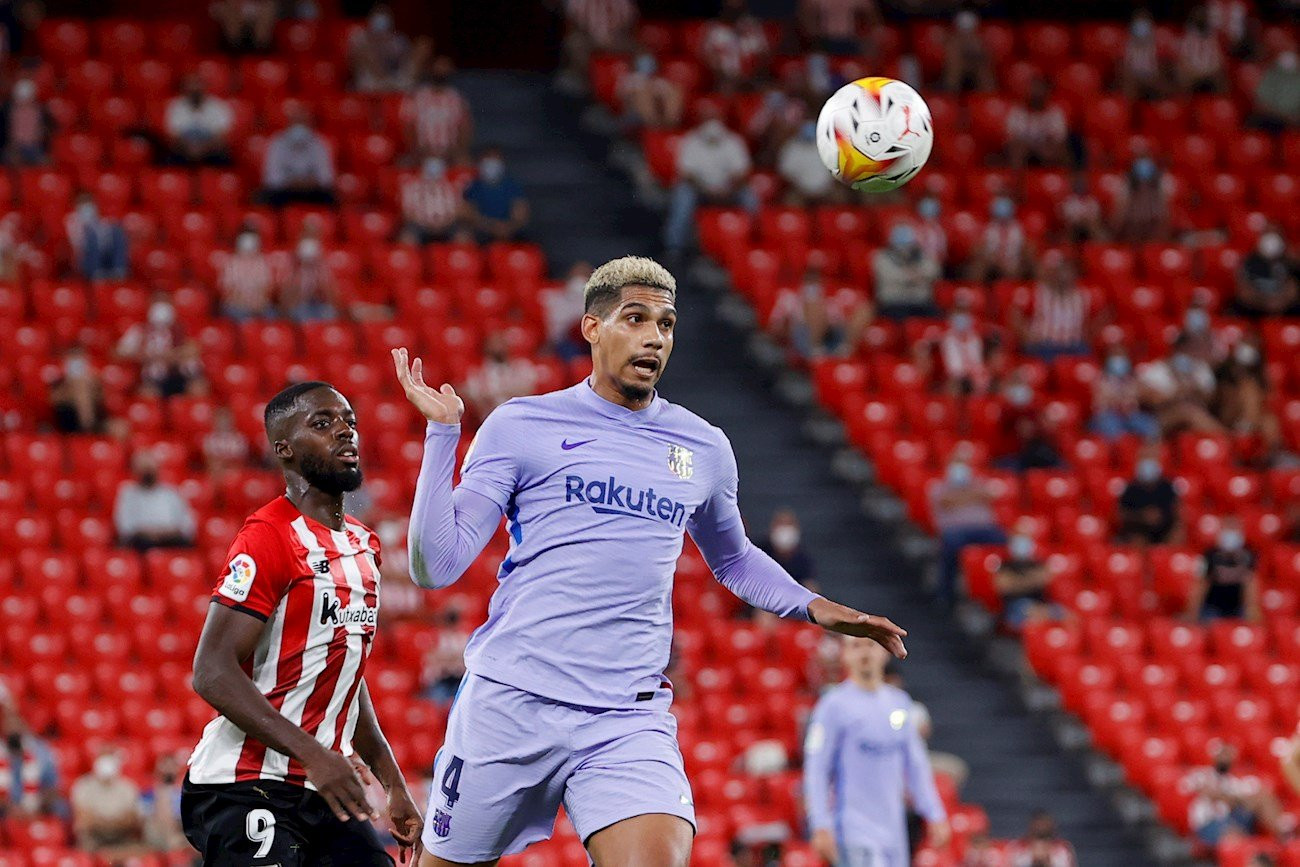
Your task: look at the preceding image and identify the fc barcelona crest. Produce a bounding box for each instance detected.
[667,444,694,480]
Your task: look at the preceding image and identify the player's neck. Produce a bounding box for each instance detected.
[590,371,654,412]
[848,672,882,691]
[285,478,347,531]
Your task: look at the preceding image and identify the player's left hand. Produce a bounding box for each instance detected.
[387,785,423,863]
[807,596,908,659]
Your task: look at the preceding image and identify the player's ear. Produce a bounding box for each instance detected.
[273,439,292,461]
[580,312,601,346]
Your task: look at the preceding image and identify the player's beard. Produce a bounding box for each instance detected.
[618,378,654,403]
[299,452,364,495]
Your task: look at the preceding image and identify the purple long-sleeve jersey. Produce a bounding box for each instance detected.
[407,379,819,709]
[803,681,947,854]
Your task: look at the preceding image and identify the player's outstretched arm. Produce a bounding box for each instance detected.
[352,681,423,862]
[192,604,378,823]
[806,597,908,660]
[392,347,503,589]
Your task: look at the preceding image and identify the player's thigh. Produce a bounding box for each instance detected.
[181,782,312,867]
[310,804,394,867]
[417,853,498,867]
[584,813,693,867]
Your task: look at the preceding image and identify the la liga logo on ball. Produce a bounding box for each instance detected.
[816,76,934,193]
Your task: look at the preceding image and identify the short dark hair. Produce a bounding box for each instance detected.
[264,381,336,439]
[584,256,677,317]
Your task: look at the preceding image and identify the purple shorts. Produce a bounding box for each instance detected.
[420,674,696,860]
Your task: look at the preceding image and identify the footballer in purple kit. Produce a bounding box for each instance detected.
[392,256,908,866]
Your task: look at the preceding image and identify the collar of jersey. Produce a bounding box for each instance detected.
[576,377,664,426]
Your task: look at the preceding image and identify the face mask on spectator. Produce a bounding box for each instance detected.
[93,754,122,780]
[1171,353,1194,375]
[370,10,393,33]
[951,312,973,332]
[76,201,97,222]
[147,302,174,327]
[288,123,312,143]
[635,55,657,76]
[771,525,800,550]
[1006,383,1032,406]
[237,232,260,254]
[955,10,977,32]
[946,461,972,485]
[1132,157,1157,182]
[991,197,1014,220]
[1136,458,1161,483]
[1260,233,1285,258]
[700,119,726,142]
[297,238,321,260]
[480,157,504,182]
[65,356,88,378]
[1280,52,1299,72]
[800,121,816,141]
[1131,18,1153,39]
[423,158,446,179]
[1105,355,1131,378]
[1009,535,1035,560]
[807,55,829,78]
[13,79,34,101]
[918,197,940,220]
[889,224,916,251]
[1184,308,1209,334]
[1218,528,1244,551]
[1235,343,1259,366]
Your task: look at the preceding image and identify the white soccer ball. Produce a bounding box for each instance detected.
[815,76,934,193]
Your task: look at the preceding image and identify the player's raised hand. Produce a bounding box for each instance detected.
[391,347,463,425]
[807,596,908,659]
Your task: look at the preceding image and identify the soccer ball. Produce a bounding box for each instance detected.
[816,77,933,193]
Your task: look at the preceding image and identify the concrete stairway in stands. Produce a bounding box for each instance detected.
[455,69,1154,867]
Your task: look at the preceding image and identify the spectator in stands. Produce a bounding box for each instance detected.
[402,57,473,164]
[543,261,591,361]
[1177,6,1227,94]
[1118,10,1168,101]
[1207,0,1253,58]
[1188,517,1260,621]
[1111,156,1171,243]
[913,196,948,271]
[1016,251,1092,361]
[1215,340,1289,466]
[664,107,757,257]
[0,212,31,280]
[558,0,637,90]
[1005,79,1070,170]
[65,191,127,281]
[260,108,335,207]
[700,0,770,93]
[1184,743,1283,845]
[140,753,187,854]
[217,227,274,320]
[0,685,61,817]
[1139,335,1225,435]
[1179,303,1227,365]
[995,526,1064,630]
[210,0,276,53]
[1058,173,1107,243]
[778,121,840,206]
[1092,348,1160,440]
[747,78,811,167]
[873,223,941,320]
[1006,812,1077,867]
[421,615,468,706]
[1233,229,1298,317]
[463,148,529,242]
[617,53,684,133]
[938,307,992,396]
[962,833,1004,867]
[280,227,337,322]
[930,446,1006,607]
[113,449,196,550]
[71,746,143,857]
[202,406,250,477]
[967,196,1034,282]
[1252,50,1300,132]
[0,76,49,165]
[758,508,817,589]
[348,4,428,93]
[114,296,207,398]
[164,74,233,166]
[1116,446,1182,545]
[771,261,866,359]
[996,377,1063,473]
[49,346,108,434]
[798,0,878,55]
[942,10,994,93]
[399,157,464,245]
[462,330,537,420]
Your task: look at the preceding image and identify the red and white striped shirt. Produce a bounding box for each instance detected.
[188,497,382,787]
[218,252,274,314]
[1027,284,1088,346]
[401,86,470,158]
[401,176,461,231]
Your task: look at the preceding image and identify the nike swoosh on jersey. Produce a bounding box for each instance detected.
[561,439,596,450]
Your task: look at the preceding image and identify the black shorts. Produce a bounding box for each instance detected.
[182,776,393,867]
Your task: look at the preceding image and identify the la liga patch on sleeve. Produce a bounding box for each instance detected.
[219,553,257,602]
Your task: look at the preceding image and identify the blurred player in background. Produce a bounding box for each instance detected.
[183,381,421,866]
[804,636,949,867]
[394,256,907,866]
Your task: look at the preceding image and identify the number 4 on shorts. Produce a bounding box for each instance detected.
[440,755,464,808]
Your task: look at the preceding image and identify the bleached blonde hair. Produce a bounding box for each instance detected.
[583,255,677,313]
